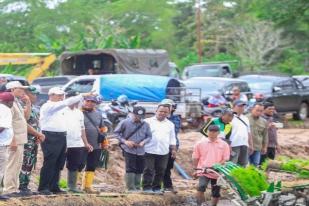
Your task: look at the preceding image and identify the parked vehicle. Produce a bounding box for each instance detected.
[183,77,252,103]
[239,75,309,120]
[293,75,309,87]
[59,49,171,76]
[32,75,77,93]
[0,53,56,82]
[0,74,30,86]
[182,63,238,79]
[62,74,203,128]
[102,95,137,128]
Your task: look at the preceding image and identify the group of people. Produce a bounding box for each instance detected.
[0,80,109,200]
[114,98,181,194]
[207,86,248,108]
[196,99,280,205]
[0,78,281,206]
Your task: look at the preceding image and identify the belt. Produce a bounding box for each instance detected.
[42,131,67,136]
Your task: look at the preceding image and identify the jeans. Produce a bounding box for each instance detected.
[249,151,261,166]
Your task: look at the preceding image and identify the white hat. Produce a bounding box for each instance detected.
[6,81,29,90]
[48,87,65,95]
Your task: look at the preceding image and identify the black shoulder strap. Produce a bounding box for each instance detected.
[83,111,101,134]
[125,122,145,140]
[235,115,248,127]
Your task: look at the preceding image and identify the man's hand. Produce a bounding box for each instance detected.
[10,139,17,151]
[137,141,145,147]
[36,133,45,143]
[21,94,31,105]
[192,171,198,179]
[85,143,94,152]
[125,140,135,148]
[171,149,177,159]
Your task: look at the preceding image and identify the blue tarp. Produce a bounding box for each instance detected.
[99,74,179,102]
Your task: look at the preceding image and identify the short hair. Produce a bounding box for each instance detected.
[157,104,171,110]
[263,102,274,109]
[222,108,234,116]
[252,102,264,109]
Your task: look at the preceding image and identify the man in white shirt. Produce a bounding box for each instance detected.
[142,104,177,194]
[38,87,90,195]
[64,92,93,193]
[0,92,14,200]
[229,100,253,167]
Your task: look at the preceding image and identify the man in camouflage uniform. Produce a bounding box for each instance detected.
[19,86,44,195]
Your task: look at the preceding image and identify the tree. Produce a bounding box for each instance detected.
[231,20,291,71]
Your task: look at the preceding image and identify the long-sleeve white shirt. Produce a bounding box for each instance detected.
[40,95,83,132]
[144,116,176,155]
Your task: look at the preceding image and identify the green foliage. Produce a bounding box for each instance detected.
[59,179,68,189]
[274,49,307,75]
[280,158,309,178]
[230,166,269,197]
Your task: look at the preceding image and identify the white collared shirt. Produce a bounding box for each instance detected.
[144,116,176,155]
[40,95,83,132]
[0,104,14,146]
[230,114,251,147]
[64,107,85,148]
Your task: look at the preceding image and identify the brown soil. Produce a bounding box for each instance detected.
[4,128,309,205]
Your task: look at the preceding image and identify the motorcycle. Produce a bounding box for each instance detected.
[102,99,138,128]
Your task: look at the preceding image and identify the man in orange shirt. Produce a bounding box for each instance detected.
[192,125,230,206]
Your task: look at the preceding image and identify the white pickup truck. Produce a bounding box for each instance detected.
[62,74,203,126]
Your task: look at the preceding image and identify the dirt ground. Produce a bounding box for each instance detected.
[3,128,309,206]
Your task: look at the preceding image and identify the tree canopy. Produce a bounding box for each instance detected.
[0,0,308,75]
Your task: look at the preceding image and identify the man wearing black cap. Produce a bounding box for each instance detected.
[229,100,253,167]
[114,106,152,192]
[192,125,230,206]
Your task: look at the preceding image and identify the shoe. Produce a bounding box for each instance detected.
[18,190,33,196]
[0,194,10,200]
[125,173,136,191]
[51,189,67,194]
[142,189,154,194]
[7,192,22,198]
[68,171,84,193]
[152,189,164,195]
[83,171,99,194]
[164,187,177,194]
[38,189,52,195]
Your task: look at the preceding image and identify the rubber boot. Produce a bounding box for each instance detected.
[125,173,136,192]
[135,174,142,190]
[67,171,83,193]
[83,171,99,194]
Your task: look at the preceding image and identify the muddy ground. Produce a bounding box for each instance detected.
[3,127,309,206]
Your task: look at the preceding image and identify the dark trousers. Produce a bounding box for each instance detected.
[82,149,101,172]
[142,153,169,191]
[66,147,86,172]
[260,147,276,164]
[38,131,66,192]
[163,152,175,189]
[123,151,144,174]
